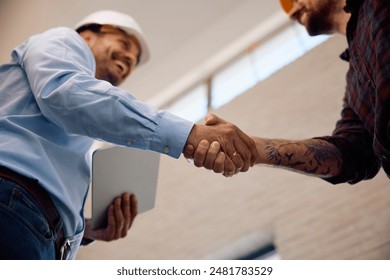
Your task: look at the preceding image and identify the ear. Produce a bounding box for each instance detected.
[79,30,99,48]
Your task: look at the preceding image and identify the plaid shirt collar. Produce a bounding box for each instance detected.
[340,0,365,62]
[344,0,364,13]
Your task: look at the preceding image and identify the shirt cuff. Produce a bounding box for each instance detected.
[150,111,194,158]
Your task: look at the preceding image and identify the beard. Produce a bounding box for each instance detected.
[95,69,120,86]
[304,0,340,36]
[305,13,334,36]
[94,52,130,86]
[94,58,121,86]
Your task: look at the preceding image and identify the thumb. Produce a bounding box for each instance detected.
[183,144,195,159]
[204,113,227,126]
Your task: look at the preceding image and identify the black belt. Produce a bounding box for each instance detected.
[0,166,67,259]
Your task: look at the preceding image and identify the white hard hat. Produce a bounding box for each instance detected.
[75,10,150,66]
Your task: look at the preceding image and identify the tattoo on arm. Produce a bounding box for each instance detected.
[264,139,342,177]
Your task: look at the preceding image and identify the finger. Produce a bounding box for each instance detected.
[193,140,210,167]
[204,114,227,126]
[232,137,252,172]
[222,138,239,166]
[183,144,195,159]
[113,196,124,239]
[129,194,138,228]
[204,141,220,170]
[229,150,244,173]
[213,151,225,173]
[223,156,236,177]
[204,114,217,125]
[121,193,131,237]
[236,130,259,168]
[105,204,116,241]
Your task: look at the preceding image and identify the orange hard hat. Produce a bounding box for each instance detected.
[279,0,293,13]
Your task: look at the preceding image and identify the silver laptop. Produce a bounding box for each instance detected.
[91,146,160,230]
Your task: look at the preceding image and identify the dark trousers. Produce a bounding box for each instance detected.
[0,178,57,259]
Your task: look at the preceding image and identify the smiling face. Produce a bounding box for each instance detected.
[288,0,343,36]
[82,25,141,86]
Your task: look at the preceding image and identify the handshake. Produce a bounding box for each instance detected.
[184,114,259,177]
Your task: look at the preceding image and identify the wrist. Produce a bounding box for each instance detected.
[253,137,266,164]
[185,124,202,148]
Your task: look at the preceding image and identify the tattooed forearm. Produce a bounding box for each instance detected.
[260,138,342,177]
[265,144,282,164]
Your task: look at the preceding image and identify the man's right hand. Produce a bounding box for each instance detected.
[184,114,258,176]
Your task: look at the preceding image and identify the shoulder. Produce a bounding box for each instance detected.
[36,27,86,48]
[18,27,95,74]
[359,0,390,34]
[29,27,94,65]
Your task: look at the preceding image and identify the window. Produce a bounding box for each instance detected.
[163,83,208,123]
[165,22,330,122]
[211,23,330,110]
[211,53,257,109]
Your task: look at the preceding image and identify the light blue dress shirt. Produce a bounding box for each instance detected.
[0,27,193,258]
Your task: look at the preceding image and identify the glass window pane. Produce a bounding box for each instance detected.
[165,23,330,120]
[251,23,330,82]
[164,84,208,123]
[211,55,257,109]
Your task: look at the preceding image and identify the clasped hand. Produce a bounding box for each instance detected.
[184,114,258,176]
[84,192,137,242]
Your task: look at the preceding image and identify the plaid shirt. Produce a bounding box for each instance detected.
[317,0,390,184]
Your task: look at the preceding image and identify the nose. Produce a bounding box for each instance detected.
[288,2,302,21]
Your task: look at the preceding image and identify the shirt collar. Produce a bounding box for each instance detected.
[340,49,350,62]
[345,0,365,43]
[340,1,365,62]
[344,0,364,13]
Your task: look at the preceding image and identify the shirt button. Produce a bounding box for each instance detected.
[126,139,132,146]
[163,146,170,154]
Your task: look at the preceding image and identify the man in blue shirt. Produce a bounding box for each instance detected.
[0,10,258,259]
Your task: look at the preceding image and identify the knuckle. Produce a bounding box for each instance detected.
[225,165,235,173]
[241,165,249,172]
[204,161,212,170]
[210,141,220,149]
[226,123,235,129]
[194,160,203,168]
[224,124,235,135]
[209,143,220,153]
[199,139,210,149]
[213,167,223,173]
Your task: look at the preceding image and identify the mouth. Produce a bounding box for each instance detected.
[114,60,129,79]
[112,51,132,78]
